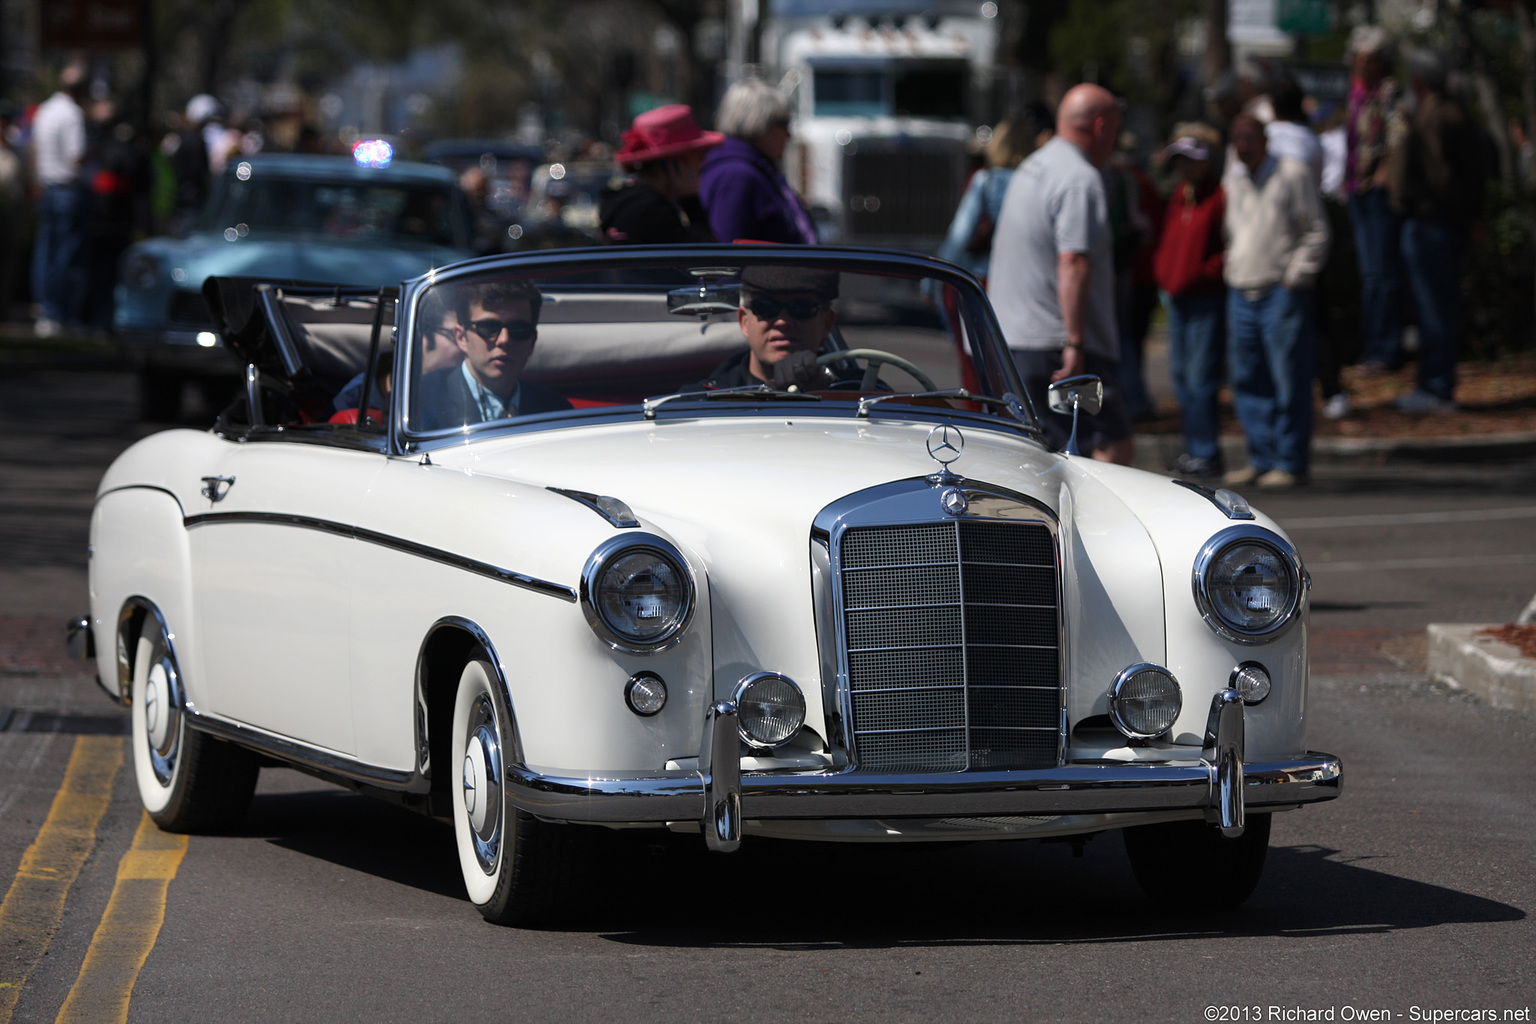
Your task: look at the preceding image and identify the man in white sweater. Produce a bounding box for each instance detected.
[1221,113,1330,490]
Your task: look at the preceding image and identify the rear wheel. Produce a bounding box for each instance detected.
[1122,813,1272,910]
[130,610,258,832]
[451,654,582,926]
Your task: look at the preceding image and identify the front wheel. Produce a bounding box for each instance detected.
[130,610,258,833]
[451,654,583,926]
[1122,813,1272,910]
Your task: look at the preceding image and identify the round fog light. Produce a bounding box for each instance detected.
[624,673,667,716]
[1231,663,1271,705]
[1109,665,1182,740]
[734,673,805,748]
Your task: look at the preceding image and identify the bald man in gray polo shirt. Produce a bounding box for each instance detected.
[988,84,1134,464]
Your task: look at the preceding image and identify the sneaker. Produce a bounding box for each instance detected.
[1222,465,1261,486]
[1256,469,1305,490]
[1173,453,1224,479]
[1321,392,1350,420]
[1394,389,1457,415]
[33,318,59,338]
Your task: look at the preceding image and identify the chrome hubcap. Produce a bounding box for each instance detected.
[141,632,182,787]
[461,695,502,874]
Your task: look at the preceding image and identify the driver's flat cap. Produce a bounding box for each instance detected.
[740,265,839,300]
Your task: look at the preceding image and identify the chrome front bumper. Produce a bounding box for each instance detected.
[507,690,1342,851]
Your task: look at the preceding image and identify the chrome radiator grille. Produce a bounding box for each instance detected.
[838,520,1060,772]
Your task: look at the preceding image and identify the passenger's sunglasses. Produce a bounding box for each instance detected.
[747,297,825,321]
[466,318,536,343]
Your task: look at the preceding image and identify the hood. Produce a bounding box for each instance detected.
[434,416,1067,542]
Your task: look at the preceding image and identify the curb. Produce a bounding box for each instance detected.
[1426,624,1536,713]
[1133,430,1536,474]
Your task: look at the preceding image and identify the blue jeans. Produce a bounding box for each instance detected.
[1227,286,1315,475]
[1347,188,1403,367]
[1163,288,1226,462]
[1401,216,1465,401]
[30,184,85,324]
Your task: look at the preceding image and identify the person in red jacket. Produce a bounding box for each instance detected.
[1153,123,1228,479]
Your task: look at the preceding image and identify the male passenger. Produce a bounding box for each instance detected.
[415,279,570,429]
[333,287,463,415]
[695,265,842,390]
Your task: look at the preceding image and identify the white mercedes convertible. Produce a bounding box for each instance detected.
[72,246,1341,924]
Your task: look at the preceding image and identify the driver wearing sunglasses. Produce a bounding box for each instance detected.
[694,265,846,390]
[415,279,571,430]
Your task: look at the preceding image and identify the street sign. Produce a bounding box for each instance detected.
[1277,0,1335,36]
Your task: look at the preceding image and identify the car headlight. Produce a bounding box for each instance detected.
[1108,664,1182,740]
[121,250,161,290]
[733,673,805,748]
[580,534,694,652]
[1192,525,1304,644]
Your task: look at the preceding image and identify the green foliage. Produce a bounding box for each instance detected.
[1047,0,1202,104]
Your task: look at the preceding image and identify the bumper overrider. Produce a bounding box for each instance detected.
[507,689,1342,851]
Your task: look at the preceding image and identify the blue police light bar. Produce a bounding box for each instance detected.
[352,139,394,169]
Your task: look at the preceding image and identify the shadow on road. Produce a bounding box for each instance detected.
[235,783,1523,944]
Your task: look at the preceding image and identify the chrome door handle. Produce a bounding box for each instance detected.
[200,476,235,502]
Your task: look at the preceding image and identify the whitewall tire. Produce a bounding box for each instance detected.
[450,653,582,926]
[129,608,258,832]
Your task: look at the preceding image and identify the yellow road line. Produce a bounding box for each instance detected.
[55,811,187,1024]
[0,735,123,1022]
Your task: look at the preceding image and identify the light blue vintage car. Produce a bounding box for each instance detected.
[114,150,477,421]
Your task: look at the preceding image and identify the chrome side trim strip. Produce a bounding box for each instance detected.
[182,511,577,602]
[186,709,424,791]
[503,752,1342,825]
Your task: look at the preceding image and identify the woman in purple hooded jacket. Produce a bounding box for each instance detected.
[698,79,818,245]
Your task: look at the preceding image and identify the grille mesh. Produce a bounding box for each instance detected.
[839,519,1060,773]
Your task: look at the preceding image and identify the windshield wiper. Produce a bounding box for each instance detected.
[642,385,822,420]
[855,388,1032,424]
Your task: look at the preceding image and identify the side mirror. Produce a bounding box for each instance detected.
[1046,374,1104,456]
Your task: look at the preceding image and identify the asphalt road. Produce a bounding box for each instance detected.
[1,366,1532,1023]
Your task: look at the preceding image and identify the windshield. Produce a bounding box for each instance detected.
[201,176,466,247]
[813,61,968,119]
[394,251,1033,439]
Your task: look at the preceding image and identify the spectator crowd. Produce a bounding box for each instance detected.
[10,24,1501,484]
[957,23,1492,489]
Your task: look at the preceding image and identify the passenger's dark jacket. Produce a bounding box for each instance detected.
[415,366,571,430]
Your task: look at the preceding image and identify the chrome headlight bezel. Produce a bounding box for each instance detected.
[732,672,806,749]
[1192,525,1305,644]
[1108,664,1183,740]
[579,534,695,654]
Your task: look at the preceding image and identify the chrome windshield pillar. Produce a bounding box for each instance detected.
[1204,688,1246,837]
[701,700,741,852]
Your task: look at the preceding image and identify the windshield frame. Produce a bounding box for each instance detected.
[390,244,1038,454]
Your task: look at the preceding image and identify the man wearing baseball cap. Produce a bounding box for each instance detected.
[1154,122,1228,480]
[600,105,723,244]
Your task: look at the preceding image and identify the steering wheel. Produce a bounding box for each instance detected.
[815,348,939,392]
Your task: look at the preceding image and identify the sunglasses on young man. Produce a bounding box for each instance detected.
[465,318,537,343]
[747,297,826,322]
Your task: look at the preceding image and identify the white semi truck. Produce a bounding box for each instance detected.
[736,0,1002,252]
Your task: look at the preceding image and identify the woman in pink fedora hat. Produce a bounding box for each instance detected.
[599,104,723,244]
